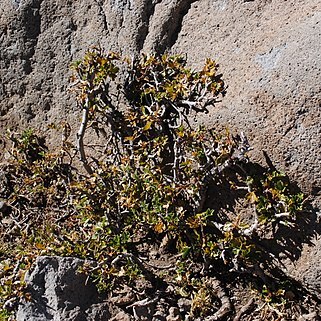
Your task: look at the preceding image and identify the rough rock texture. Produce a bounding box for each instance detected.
[1,0,321,318]
[16,256,111,321]
[16,256,174,321]
[169,0,321,196]
[1,0,320,192]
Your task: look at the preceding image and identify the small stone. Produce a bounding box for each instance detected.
[153,311,166,321]
[298,311,320,321]
[166,307,182,321]
[16,256,109,321]
[177,298,191,314]
[110,311,132,321]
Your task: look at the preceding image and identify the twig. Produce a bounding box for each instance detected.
[127,295,159,308]
[111,253,145,271]
[76,97,93,175]
[168,102,183,129]
[241,206,258,236]
[12,258,24,276]
[233,298,255,321]
[172,140,179,181]
[274,212,290,218]
[127,295,159,320]
[55,211,75,223]
[138,256,175,270]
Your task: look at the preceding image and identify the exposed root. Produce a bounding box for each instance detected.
[204,277,232,321]
[233,298,255,321]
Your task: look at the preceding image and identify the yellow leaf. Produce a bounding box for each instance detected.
[154,221,165,233]
[35,243,46,250]
[143,121,152,131]
[246,191,258,204]
[186,216,200,228]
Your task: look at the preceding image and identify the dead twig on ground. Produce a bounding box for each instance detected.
[233,297,255,321]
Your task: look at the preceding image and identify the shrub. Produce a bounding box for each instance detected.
[0,47,306,320]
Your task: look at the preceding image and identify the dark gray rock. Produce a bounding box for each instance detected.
[0,170,12,199]
[16,256,110,321]
[0,200,8,214]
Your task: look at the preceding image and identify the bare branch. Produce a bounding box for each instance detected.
[233,298,255,321]
[76,97,94,175]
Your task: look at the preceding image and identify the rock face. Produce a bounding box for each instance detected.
[16,256,111,321]
[171,0,321,197]
[1,0,321,317]
[1,0,320,194]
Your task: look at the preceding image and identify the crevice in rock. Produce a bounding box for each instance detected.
[136,0,158,52]
[146,0,199,54]
[163,0,198,52]
[20,0,43,75]
[94,0,108,31]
